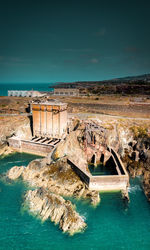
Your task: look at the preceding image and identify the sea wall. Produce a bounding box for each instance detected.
[67,159,90,186]
[89,175,129,191]
[8,137,53,156]
[67,155,129,192]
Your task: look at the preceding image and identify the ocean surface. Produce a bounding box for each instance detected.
[0,153,150,249]
[0,83,53,96]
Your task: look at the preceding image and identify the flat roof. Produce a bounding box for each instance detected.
[54,88,79,90]
[31,100,67,106]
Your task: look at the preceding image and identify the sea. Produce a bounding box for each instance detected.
[0,83,53,96]
[0,152,150,250]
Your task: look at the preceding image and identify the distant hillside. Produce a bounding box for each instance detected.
[50,73,150,95]
[50,73,150,89]
[106,74,150,83]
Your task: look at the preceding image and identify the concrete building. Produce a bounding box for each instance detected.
[54,88,79,96]
[31,100,67,139]
[8,90,46,98]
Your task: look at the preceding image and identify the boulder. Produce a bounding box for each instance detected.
[7,165,24,180]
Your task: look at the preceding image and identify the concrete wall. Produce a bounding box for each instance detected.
[32,104,41,136]
[21,140,53,156]
[47,105,53,137]
[89,175,129,191]
[8,137,54,156]
[41,105,47,136]
[67,155,129,192]
[67,159,90,186]
[9,138,21,148]
[54,88,79,96]
[8,90,44,97]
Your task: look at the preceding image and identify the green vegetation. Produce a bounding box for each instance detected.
[130,126,148,138]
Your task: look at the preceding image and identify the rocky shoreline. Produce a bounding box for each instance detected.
[24,188,86,235]
[6,156,99,235]
[2,116,150,234]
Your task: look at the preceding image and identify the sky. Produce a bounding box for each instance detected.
[0,0,150,83]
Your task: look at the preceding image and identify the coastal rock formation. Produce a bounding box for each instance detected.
[52,130,87,168]
[7,157,98,234]
[24,188,86,235]
[7,165,24,180]
[121,128,150,200]
[7,157,100,205]
[143,171,150,201]
[0,116,32,156]
[0,144,14,157]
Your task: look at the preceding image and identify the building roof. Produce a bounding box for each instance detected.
[31,99,67,106]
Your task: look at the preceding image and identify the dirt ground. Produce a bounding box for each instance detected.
[1,95,150,118]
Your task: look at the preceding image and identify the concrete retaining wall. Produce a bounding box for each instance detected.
[89,175,129,191]
[67,159,90,186]
[21,140,53,156]
[54,88,79,96]
[8,137,54,156]
[67,156,129,191]
[9,138,21,149]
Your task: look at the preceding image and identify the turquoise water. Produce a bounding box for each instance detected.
[88,163,117,176]
[0,153,150,249]
[0,83,53,96]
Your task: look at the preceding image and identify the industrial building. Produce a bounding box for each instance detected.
[8,100,68,156]
[53,88,79,96]
[8,90,46,98]
[31,100,67,139]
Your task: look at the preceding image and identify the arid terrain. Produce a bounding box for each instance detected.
[1,95,150,118]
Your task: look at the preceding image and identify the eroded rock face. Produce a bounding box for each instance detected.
[24,188,86,235]
[0,116,32,146]
[52,130,88,168]
[143,171,150,201]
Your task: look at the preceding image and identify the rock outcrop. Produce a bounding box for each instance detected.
[52,130,88,168]
[143,171,150,201]
[7,165,24,180]
[0,144,14,157]
[0,116,32,146]
[7,156,100,234]
[7,157,100,205]
[0,115,32,157]
[24,188,86,235]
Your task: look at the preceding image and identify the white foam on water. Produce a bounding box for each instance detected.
[7,160,26,164]
[128,185,142,193]
[81,214,87,221]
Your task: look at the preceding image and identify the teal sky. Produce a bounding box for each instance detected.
[0,0,150,83]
